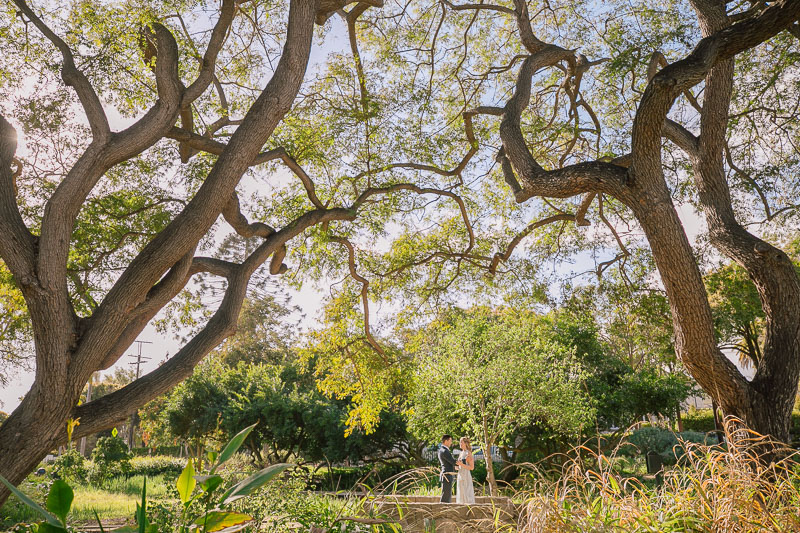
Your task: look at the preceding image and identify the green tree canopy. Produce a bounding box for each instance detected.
[152,357,407,465]
[406,307,594,494]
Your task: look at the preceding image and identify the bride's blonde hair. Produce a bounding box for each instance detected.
[459,436,471,450]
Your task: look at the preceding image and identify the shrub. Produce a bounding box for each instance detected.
[312,462,412,491]
[625,427,709,466]
[89,435,132,485]
[232,475,399,532]
[129,455,185,478]
[682,409,800,439]
[470,459,504,485]
[52,448,87,484]
[681,408,716,432]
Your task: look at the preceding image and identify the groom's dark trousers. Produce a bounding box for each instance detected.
[438,444,456,503]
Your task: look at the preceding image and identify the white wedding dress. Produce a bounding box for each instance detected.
[456,449,476,504]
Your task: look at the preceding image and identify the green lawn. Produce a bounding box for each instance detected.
[0,475,175,528]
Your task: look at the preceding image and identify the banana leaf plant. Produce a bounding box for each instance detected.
[0,423,289,533]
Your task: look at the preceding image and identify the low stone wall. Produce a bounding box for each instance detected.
[371,495,519,532]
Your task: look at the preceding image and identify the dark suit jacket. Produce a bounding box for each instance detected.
[438,444,456,475]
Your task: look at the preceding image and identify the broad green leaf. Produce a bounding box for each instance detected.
[177,461,196,504]
[0,473,62,527]
[211,422,257,474]
[46,479,73,525]
[194,474,224,494]
[192,511,252,532]
[220,463,290,505]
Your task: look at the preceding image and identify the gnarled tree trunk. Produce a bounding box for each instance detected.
[493,0,800,444]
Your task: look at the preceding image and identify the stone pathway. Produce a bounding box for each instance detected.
[371,495,519,532]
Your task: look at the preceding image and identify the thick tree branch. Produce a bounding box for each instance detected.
[681,1,800,430]
[38,22,182,295]
[631,0,800,171]
[73,206,357,434]
[222,193,276,239]
[73,0,320,375]
[182,0,236,106]
[316,0,383,25]
[0,116,36,285]
[442,0,514,15]
[499,51,630,203]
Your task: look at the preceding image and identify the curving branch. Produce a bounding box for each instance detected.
[487,213,577,275]
[176,0,237,161]
[329,235,387,359]
[12,0,110,141]
[441,0,514,15]
[74,203,358,435]
[37,22,183,294]
[167,127,325,209]
[75,0,320,376]
[182,0,237,106]
[222,192,276,239]
[498,49,629,203]
[631,0,800,169]
[316,0,383,25]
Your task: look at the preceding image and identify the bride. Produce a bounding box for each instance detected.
[455,436,475,504]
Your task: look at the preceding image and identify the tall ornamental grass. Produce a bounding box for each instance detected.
[519,419,800,532]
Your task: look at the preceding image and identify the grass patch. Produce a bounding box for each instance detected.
[0,474,175,528]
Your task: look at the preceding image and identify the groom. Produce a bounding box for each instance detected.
[437,434,457,503]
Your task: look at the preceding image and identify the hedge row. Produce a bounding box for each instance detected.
[128,455,186,477]
[682,409,800,438]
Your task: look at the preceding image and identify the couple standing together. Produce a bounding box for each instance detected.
[437,434,475,504]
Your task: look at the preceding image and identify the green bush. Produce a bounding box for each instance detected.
[129,455,185,478]
[682,409,800,445]
[470,459,504,485]
[313,462,411,491]
[231,475,398,533]
[625,428,709,466]
[681,409,716,433]
[89,435,132,485]
[52,448,87,484]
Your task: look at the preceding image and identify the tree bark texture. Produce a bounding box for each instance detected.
[496,0,800,443]
[0,0,388,506]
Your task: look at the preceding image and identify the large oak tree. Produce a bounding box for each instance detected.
[305,0,800,448]
[1,0,800,507]
[0,0,410,505]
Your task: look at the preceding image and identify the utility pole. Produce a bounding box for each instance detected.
[126,340,152,450]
